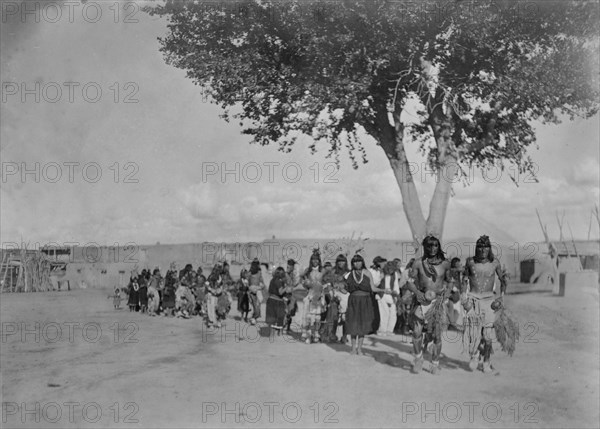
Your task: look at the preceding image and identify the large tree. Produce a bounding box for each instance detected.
[147,0,599,245]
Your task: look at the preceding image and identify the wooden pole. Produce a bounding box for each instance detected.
[1,253,8,292]
[557,210,570,257]
[535,209,549,243]
[567,221,579,259]
[555,210,565,242]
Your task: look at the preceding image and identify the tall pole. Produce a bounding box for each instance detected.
[535,209,549,244]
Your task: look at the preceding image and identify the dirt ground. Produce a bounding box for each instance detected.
[1,282,599,428]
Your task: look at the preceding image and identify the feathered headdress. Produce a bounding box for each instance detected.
[476,235,491,247]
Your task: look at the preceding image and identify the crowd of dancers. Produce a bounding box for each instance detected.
[111,234,516,375]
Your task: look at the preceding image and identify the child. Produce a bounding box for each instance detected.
[334,283,349,343]
[206,263,225,327]
[108,287,122,309]
[216,289,232,325]
[446,257,466,328]
[303,283,325,344]
[147,284,160,316]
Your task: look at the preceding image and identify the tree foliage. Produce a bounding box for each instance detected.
[146,0,599,239]
[149,0,597,170]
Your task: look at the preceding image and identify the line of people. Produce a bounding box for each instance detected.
[120,262,235,327]
[115,234,511,375]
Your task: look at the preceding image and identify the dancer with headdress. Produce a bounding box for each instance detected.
[248,258,266,325]
[283,259,300,333]
[206,263,226,327]
[345,254,386,355]
[463,235,512,373]
[330,254,350,343]
[138,271,148,314]
[195,268,207,316]
[406,236,452,374]
[300,248,325,344]
[127,272,140,312]
[237,268,251,322]
[162,262,178,317]
[320,262,339,343]
[147,268,162,316]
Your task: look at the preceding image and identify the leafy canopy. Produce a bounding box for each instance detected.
[148,0,599,179]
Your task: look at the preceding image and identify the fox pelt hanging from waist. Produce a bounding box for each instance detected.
[492,299,520,357]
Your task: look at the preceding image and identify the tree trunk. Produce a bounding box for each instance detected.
[378,106,427,247]
[376,103,458,250]
[427,113,459,238]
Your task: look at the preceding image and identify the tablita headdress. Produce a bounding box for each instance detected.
[309,247,322,271]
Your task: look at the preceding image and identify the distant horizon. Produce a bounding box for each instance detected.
[4,236,599,251]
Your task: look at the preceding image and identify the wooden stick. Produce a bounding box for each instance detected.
[535,209,549,243]
[555,210,565,242]
[567,221,579,259]
[1,252,8,292]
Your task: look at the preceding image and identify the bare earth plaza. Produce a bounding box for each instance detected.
[1,1,599,428]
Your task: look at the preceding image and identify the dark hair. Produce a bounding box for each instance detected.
[306,249,322,273]
[250,259,261,275]
[350,254,365,269]
[334,254,349,275]
[273,266,286,280]
[207,264,223,285]
[451,257,461,268]
[421,236,445,261]
[475,236,495,262]
[383,261,397,276]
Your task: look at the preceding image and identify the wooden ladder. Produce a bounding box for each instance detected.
[1,252,10,292]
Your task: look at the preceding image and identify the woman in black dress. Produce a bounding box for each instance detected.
[127,275,139,312]
[345,254,385,355]
[162,263,178,316]
[236,269,250,322]
[266,267,289,334]
[138,271,148,313]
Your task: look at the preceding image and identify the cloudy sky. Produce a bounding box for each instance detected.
[1,1,599,248]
